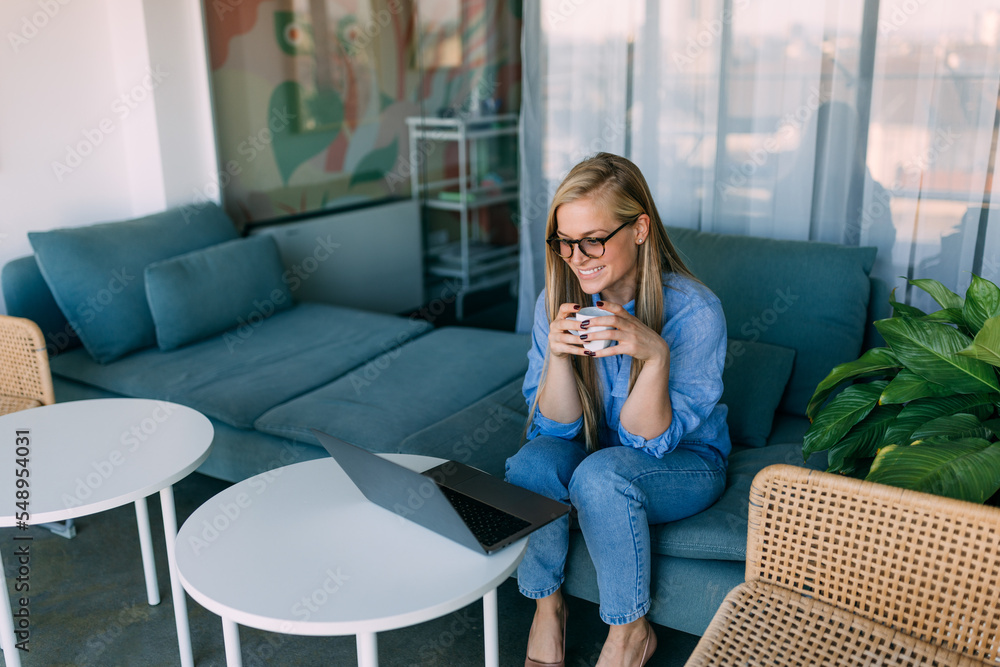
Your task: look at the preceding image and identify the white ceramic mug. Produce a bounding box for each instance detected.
[569,307,614,351]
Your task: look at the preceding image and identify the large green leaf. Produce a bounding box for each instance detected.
[959,316,1000,369]
[875,317,999,394]
[910,413,990,441]
[805,348,899,419]
[889,287,927,319]
[803,382,887,456]
[922,307,968,330]
[827,404,903,476]
[964,274,1000,334]
[909,278,964,310]
[880,393,1000,450]
[866,437,1000,503]
[984,419,1000,439]
[879,369,952,404]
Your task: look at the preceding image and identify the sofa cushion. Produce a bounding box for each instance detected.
[649,443,827,561]
[565,531,747,636]
[255,327,531,451]
[722,339,795,447]
[397,379,528,477]
[28,204,238,363]
[49,303,433,429]
[51,374,332,485]
[666,226,876,416]
[145,235,292,350]
[767,411,812,445]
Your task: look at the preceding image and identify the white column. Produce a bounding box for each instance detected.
[160,485,193,667]
[483,588,499,667]
[223,618,243,667]
[134,497,160,605]
[356,631,379,667]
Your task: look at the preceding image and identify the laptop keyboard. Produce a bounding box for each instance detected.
[438,486,530,548]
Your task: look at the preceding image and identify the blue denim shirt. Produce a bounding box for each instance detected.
[523,273,731,461]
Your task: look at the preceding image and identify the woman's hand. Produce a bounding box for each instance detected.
[539,303,587,424]
[578,301,670,368]
[548,303,588,359]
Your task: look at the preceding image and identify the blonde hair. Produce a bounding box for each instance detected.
[530,153,696,452]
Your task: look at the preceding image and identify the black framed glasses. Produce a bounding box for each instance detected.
[547,219,635,259]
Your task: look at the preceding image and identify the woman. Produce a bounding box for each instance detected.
[506,153,730,667]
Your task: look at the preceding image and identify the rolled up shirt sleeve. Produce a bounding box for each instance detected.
[523,293,584,441]
[617,299,727,458]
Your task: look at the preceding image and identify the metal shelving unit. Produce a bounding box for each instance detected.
[406,113,519,320]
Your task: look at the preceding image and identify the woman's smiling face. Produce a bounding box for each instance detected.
[555,196,647,305]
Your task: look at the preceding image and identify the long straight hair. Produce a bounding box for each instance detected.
[529,153,697,452]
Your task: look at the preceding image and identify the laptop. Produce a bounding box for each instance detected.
[311,429,570,554]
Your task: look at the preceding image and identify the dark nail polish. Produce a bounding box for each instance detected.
[580,320,590,329]
[584,350,595,356]
[573,304,581,310]
[596,301,604,307]
[579,334,588,340]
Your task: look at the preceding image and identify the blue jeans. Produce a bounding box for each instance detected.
[505,435,727,625]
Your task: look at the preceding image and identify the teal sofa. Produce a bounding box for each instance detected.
[2,204,532,482]
[397,226,889,636]
[3,205,886,637]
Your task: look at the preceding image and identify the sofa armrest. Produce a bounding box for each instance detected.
[864,276,891,351]
[2,255,80,355]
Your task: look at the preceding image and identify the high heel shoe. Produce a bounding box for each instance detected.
[638,624,657,666]
[524,605,568,667]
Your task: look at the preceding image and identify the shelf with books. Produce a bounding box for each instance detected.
[407,114,519,320]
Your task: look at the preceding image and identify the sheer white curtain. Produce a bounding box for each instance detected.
[517,1,633,331]
[518,0,1000,330]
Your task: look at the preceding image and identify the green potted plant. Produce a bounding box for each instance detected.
[803,275,1000,503]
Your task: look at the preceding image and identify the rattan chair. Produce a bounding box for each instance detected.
[0,316,74,537]
[0,315,54,415]
[686,464,1000,666]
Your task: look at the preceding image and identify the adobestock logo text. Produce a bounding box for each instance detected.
[8,0,72,52]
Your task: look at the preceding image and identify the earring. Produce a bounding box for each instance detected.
[637,238,644,244]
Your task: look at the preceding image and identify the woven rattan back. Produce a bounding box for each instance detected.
[0,316,54,413]
[747,464,1000,663]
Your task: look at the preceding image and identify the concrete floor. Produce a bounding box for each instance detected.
[0,470,700,666]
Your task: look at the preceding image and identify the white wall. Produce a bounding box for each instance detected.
[0,0,136,274]
[141,0,219,209]
[0,0,218,313]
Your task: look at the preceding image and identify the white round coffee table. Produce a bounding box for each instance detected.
[175,455,527,667]
[0,398,213,667]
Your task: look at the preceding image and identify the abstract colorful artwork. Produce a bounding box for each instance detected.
[204,0,522,227]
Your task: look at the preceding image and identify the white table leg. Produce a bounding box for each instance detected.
[134,496,160,605]
[223,618,243,667]
[0,550,22,667]
[160,485,193,667]
[483,588,499,667]
[357,631,378,667]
